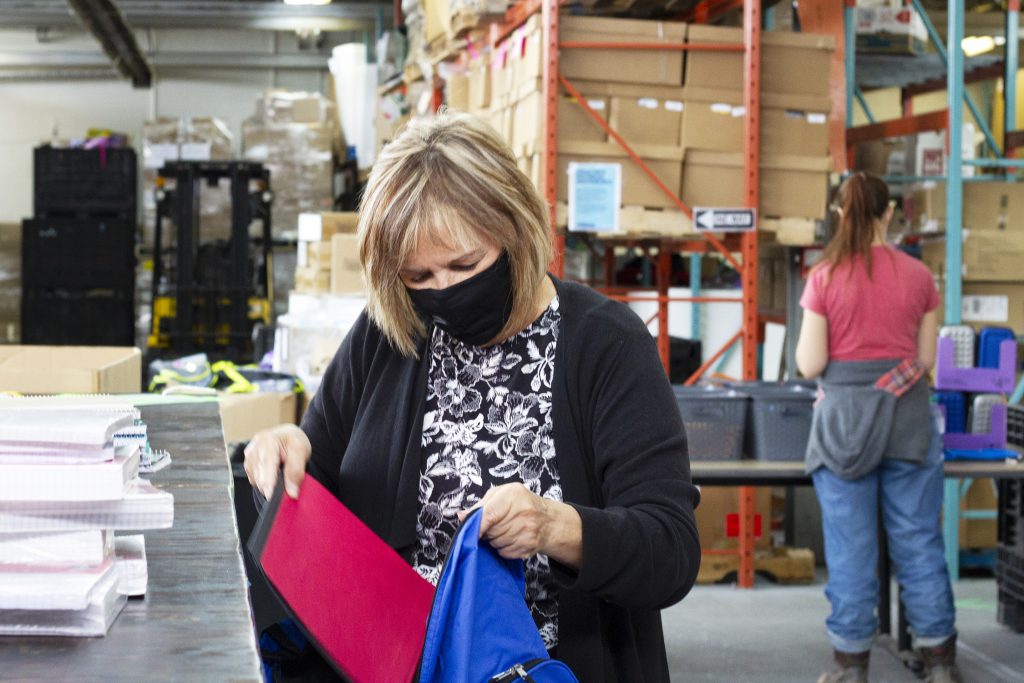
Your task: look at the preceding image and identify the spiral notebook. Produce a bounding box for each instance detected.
[0,446,139,502]
[0,478,174,533]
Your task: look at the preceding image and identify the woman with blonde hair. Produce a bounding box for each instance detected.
[797,172,958,683]
[245,110,700,681]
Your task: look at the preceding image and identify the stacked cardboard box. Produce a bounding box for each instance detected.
[681,25,834,222]
[242,91,336,237]
[918,182,1024,332]
[293,212,364,296]
[469,16,834,237]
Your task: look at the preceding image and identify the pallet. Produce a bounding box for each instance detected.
[697,546,816,585]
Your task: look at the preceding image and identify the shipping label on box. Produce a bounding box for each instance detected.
[962,295,1009,324]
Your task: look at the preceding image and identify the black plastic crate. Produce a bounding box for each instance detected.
[672,385,748,461]
[1009,404,1024,449]
[998,591,1024,632]
[732,382,816,461]
[22,287,134,346]
[997,546,1024,598]
[22,217,135,289]
[34,145,137,215]
[999,479,1024,552]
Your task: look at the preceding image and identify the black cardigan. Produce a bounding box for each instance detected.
[300,277,701,682]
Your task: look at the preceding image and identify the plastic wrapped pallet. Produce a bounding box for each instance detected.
[242,91,336,237]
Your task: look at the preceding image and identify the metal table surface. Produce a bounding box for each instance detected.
[0,400,262,683]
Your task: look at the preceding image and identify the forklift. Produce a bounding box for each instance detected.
[148,161,274,361]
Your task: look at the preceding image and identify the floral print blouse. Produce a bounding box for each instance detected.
[411,296,563,650]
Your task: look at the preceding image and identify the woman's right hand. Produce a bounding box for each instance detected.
[244,424,312,500]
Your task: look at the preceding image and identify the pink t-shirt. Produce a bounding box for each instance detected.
[800,246,939,362]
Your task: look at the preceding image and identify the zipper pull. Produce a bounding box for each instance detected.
[513,663,530,679]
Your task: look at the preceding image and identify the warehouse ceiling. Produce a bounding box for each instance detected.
[0,0,391,31]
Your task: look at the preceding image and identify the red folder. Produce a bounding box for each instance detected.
[248,475,434,682]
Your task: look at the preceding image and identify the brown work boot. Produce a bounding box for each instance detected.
[817,649,869,683]
[919,634,963,683]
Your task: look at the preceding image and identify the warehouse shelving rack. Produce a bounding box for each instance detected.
[473,0,767,587]
[844,0,1024,583]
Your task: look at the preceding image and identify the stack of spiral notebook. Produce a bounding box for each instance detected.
[0,401,174,637]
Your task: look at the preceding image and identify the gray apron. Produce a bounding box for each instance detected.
[805,359,932,480]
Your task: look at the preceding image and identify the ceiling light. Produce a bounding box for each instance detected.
[962,35,996,57]
[283,0,332,5]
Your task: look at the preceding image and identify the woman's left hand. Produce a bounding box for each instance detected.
[459,483,582,568]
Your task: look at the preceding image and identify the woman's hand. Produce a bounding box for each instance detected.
[243,423,312,500]
[460,483,583,569]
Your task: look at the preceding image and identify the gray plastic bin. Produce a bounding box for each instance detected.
[672,385,749,461]
[732,382,815,461]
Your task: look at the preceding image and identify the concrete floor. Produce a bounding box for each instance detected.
[662,573,1024,682]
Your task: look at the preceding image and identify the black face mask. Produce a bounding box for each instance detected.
[406,253,514,347]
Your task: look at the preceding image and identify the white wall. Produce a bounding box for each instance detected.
[0,27,352,223]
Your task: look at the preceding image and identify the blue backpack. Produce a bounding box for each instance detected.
[418,509,580,683]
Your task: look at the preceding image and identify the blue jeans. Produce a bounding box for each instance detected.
[812,422,956,653]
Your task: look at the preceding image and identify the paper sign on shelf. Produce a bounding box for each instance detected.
[962,295,1009,323]
[567,162,621,233]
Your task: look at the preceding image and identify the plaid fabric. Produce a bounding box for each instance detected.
[874,359,926,398]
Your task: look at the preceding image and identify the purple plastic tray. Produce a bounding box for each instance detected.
[943,403,1007,450]
[934,337,1017,393]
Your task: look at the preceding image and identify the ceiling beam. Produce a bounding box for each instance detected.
[0,1,390,31]
[0,50,332,70]
[65,0,152,87]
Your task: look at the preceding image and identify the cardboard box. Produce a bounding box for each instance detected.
[682,151,831,219]
[936,281,1024,332]
[447,73,470,111]
[510,16,544,90]
[686,25,834,99]
[609,94,684,147]
[219,391,298,444]
[560,17,687,86]
[511,91,609,153]
[855,138,911,178]
[923,231,1024,282]
[958,478,997,549]
[856,6,928,56]
[911,182,1024,233]
[297,212,359,243]
[306,240,333,272]
[0,346,141,393]
[330,233,365,295]
[469,56,492,111]
[963,231,1024,281]
[424,0,452,44]
[696,486,773,551]
[295,266,331,294]
[557,140,684,209]
[680,87,830,156]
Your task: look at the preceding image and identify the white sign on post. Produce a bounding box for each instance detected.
[694,207,757,233]
[567,162,621,233]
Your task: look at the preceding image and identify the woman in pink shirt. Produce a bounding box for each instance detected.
[796,173,958,683]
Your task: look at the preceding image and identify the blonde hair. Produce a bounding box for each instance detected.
[358,109,552,357]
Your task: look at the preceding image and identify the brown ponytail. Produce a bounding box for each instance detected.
[822,172,890,280]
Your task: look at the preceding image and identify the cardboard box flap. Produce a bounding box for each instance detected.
[684,149,832,171]
[562,16,687,41]
[681,86,832,113]
[559,139,684,161]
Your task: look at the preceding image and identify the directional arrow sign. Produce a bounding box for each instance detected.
[693,207,757,233]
